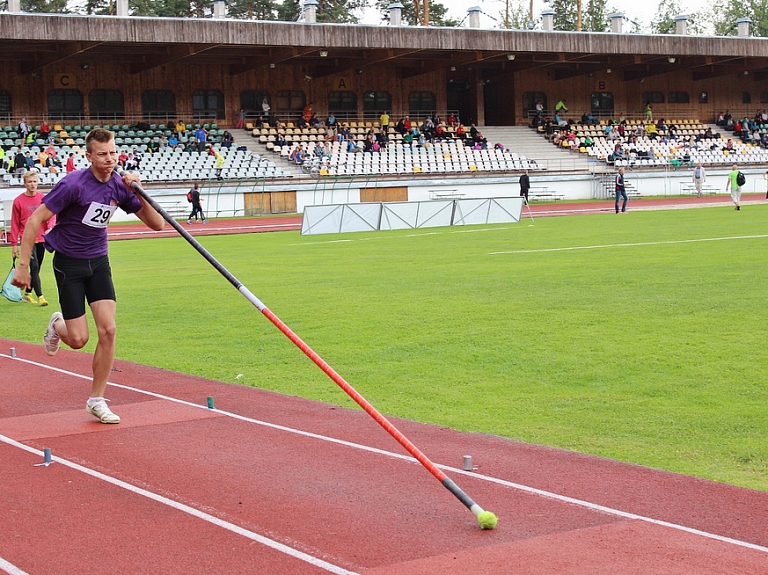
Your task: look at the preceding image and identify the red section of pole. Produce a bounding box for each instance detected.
[261,306,448,483]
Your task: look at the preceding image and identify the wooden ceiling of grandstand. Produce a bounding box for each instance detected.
[2,13,768,82]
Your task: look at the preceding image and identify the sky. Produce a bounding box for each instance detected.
[359,0,712,32]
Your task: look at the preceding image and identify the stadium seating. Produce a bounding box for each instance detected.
[247,122,541,176]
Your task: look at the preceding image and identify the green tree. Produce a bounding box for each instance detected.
[21,0,68,12]
[498,0,531,29]
[79,0,113,15]
[228,0,278,19]
[276,0,301,20]
[704,0,768,36]
[548,0,577,30]
[313,0,367,23]
[376,0,460,26]
[582,0,610,31]
[650,0,685,33]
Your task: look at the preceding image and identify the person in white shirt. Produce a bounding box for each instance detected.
[692,163,706,197]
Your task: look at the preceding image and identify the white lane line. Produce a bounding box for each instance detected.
[490,234,768,255]
[0,433,359,575]
[0,557,30,575]
[2,354,767,555]
[293,226,510,246]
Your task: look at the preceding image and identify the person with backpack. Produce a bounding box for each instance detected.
[187,183,207,224]
[615,167,628,214]
[725,163,744,210]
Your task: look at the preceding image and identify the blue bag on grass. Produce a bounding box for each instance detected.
[2,258,23,302]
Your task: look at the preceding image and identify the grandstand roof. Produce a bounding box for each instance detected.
[2,12,768,82]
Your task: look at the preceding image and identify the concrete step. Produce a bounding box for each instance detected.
[479,125,592,172]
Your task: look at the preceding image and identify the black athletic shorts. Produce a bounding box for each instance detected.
[52,253,116,320]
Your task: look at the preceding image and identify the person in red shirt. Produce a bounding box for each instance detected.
[66,153,76,173]
[11,171,55,306]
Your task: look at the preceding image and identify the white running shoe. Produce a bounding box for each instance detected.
[43,312,63,356]
[86,398,121,424]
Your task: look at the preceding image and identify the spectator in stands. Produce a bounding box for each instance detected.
[310,114,322,127]
[18,117,30,146]
[125,153,138,171]
[535,100,544,119]
[302,103,314,123]
[378,127,389,147]
[725,163,742,210]
[45,144,57,160]
[221,131,234,148]
[24,151,35,169]
[404,116,412,132]
[692,162,706,197]
[289,145,300,162]
[324,141,332,157]
[194,126,208,152]
[455,123,465,137]
[132,147,143,168]
[656,118,667,133]
[421,117,435,140]
[175,120,186,137]
[646,122,658,140]
[40,121,51,143]
[380,111,390,132]
[364,134,375,152]
[447,113,458,127]
[168,133,179,149]
[403,131,414,148]
[313,142,325,159]
[644,102,653,121]
[327,112,337,127]
[276,133,287,147]
[0,146,5,171]
[395,117,406,135]
[346,137,362,153]
[37,149,49,167]
[236,109,245,129]
[555,98,567,115]
[554,112,568,127]
[262,98,270,117]
[726,138,734,150]
[66,153,76,173]
[615,167,628,214]
[214,148,225,179]
[118,150,128,167]
[296,115,307,129]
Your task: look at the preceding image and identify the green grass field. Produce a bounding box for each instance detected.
[3,204,767,491]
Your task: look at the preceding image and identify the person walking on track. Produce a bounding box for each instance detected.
[187,183,207,224]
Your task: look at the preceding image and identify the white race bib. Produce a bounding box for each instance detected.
[82,201,117,228]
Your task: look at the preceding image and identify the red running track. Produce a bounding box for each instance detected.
[1,339,767,574]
